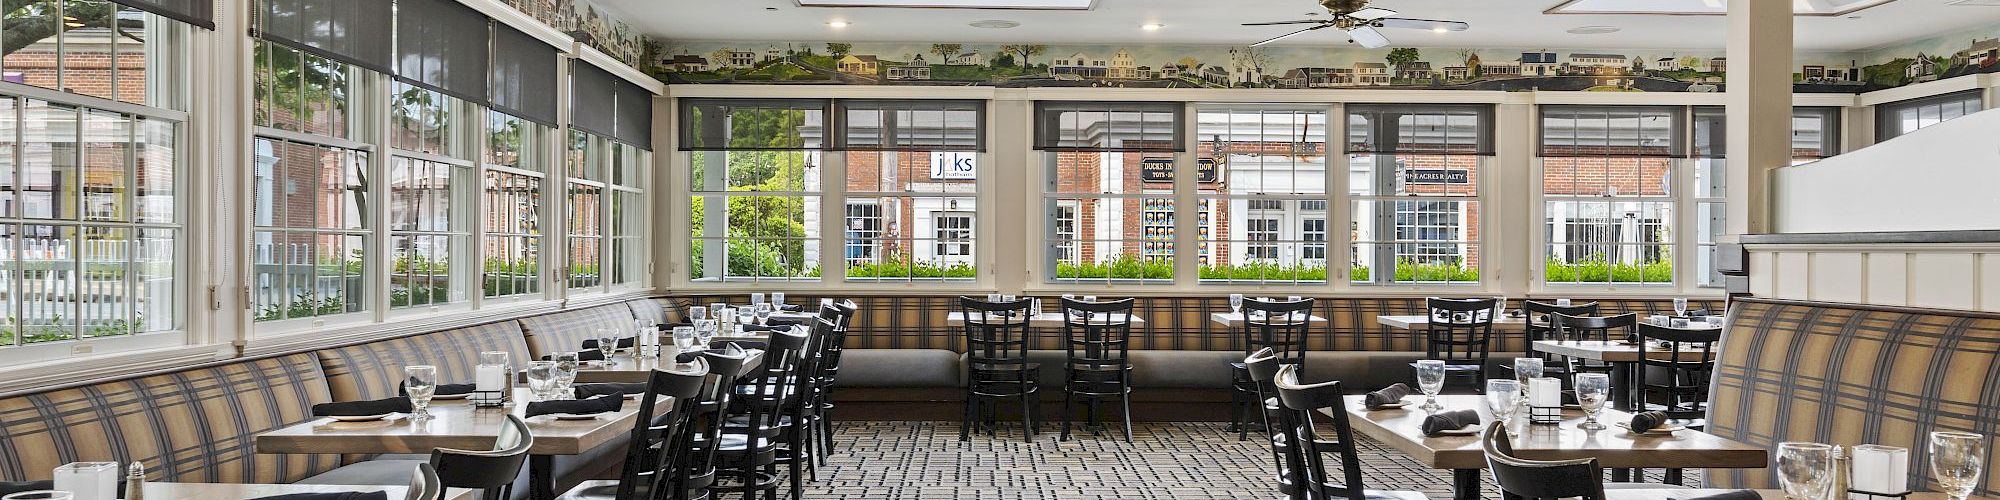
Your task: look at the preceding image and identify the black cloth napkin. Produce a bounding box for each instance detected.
[740,323,790,332]
[674,351,703,363]
[540,350,605,362]
[250,492,389,500]
[765,318,804,327]
[1630,411,1669,432]
[1679,490,1760,500]
[573,382,646,400]
[1420,409,1481,436]
[313,397,413,417]
[398,382,474,397]
[525,394,624,417]
[581,337,635,350]
[1364,383,1414,409]
[778,304,803,312]
[657,322,691,331]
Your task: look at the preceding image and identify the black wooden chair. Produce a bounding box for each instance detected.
[1270,364,1427,500]
[1634,322,1722,422]
[1522,301,1600,375]
[1551,313,1638,379]
[712,328,811,500]
[1483,422,1609,500]
[682,347,753,500]
[1243,348,1296,499]
[420,415,534,500]
[405,463,443,500]
[1057,297,1137,442]
[557,360,711,500]
[811,300,858,462]
[1230,297,1315,441]
[958,296,1041,441]
[1421,297,1498,391]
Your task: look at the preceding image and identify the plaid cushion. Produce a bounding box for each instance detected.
[1707,298,2000,496]
[627,298,673,325]
[316,321,534,401]
[519,304,640,358]
[0,353,340,483]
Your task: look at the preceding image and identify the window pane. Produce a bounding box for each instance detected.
[251,137,369,321]
[19,225,78,344]
[388,156,468,308]
[1198,108,1329,285]
[82,109,129,222]
[22,100,79,220]
[568,182,601,289]
[482,170,540,298]
[690,194,822,281]
[1351,200,1481,283]
[135,119,174,223]
[1543,200,1674,284]
[844,146,977,281]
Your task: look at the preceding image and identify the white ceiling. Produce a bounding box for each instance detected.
[596,0,2000,52]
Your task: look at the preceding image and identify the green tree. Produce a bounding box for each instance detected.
[3,1,140,56]
[1385,47,1421,72]
[930,43,963,62]
[826,43,852,57]
[1000,44,1047,67]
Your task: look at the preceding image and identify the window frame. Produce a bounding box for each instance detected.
[1533,104,1687,291]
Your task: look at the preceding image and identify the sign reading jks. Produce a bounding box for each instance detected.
[930,152,977,180]
[1140,158,1220,183]
[1403,169,1470,184]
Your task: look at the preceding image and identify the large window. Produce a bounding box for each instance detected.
[1689,106,1839,287]
[1876,90,1983,141]
[481,111,546,300]
[838,100,982,282]
[0,97,179,346]
[1348,104,1491,284]
[251,138,365,322]
[1198,107,1330,285]
[1539,106,1680,285]
[683,99,825,282]
[388,82,474,309]
[1037,101,1182,284]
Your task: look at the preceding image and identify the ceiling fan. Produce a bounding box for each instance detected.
[1243,0,1470,48]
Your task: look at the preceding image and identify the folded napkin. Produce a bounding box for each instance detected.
[1364,383,1414,409]
[659,322,691,331]
[398,382,474,397]
[1420,409,1481,436]
[250,492,389,500]
[573,382,647,400]
[525,394,624,417]
[581,337,636,350]
[778,304,803,312]
[1679,490,1761,500]
[739,323,787,332]
[313,397,413,417]
[765,318,804,327]
[540,350,606,362]
[1630,411,1670,432]
[674,351,703,363]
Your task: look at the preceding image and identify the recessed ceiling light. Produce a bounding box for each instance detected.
[1142,23,1166,31]
[827,20,852,28]
[1566,25,1620,34]
[1430,27,1449,33]
[968,19,1021,29]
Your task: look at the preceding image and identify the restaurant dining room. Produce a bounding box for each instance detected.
[4,0,2000,499]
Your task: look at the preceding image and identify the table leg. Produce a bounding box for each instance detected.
[1608,362,1634,411]
[1610,467,1632,483]
[1453,468,1482,500]
[1665,468,1685,485]
[530,454,554,500]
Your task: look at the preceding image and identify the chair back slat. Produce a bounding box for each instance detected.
[1423,298,1498,374]
[1635,322,1722,419]
[616,361,710,500]
[1483,423,1609,500]
[1240,298,1315,366]
[1061,298,1135,371]
[1271,364,1369,500]
[959,296,1034,367]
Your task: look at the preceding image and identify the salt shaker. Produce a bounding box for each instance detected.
[125,461,146,500]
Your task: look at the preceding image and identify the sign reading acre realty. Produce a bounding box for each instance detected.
[1403,169,1470,184]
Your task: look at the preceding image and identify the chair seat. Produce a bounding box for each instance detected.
[295,459,424,486]
[970,361,1039,372]
[554,480,621,500]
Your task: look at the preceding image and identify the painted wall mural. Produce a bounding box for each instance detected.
[500,0,650,67]
[1855,23,2000,89]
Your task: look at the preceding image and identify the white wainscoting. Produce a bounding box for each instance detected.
[1748,243,2000,311]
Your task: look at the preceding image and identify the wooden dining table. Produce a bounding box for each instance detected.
[561,349,766,383]
[1531,339,1719,411]
[944,311,1147,328]
[1208,312,1327,327]
[256,388,670,500]
[1333,394,1767,500]
[140,482,479,500]
[1376,314,1529,329]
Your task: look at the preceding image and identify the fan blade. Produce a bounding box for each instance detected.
[1251,24,1333,47]
[1241,20,1327,26]
[1373,18,1470,31]
[1345,26,1390,48]
[1349,7,1397,20]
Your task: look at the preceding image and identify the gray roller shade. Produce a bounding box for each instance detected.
[489,24,559,126]
[117,0,214,30]
[1034,101,1184,152]
[1691,106,1842,160]
[677,99,830,151]
[572,62,619,139]
[1539,105,1687,158]
[394,0,490,104]
[613,79,654,150]
[836,100,985,152]
[1345,104,1494,156]
[257,0,394,73]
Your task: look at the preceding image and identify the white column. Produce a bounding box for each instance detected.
[1491,102,1534,295]
[988,99,1031,293]
[1725,0,1793,237]
[203,0,254,349]
[1173,103,1201,286]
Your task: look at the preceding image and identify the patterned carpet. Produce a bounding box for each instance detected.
[803,421,1699,499]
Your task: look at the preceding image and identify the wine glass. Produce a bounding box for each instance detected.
[405,365,438,421]
[1674,297,1690,317]
[672,326,696,354]
[1415,360,1446,411]
[689,305,708,323]
[1931,431,1987,500]
[1777,442,1834,500]
[755,303,774,325]
[550,353,580,399]
[1514,357,1544,400]
[695,319,717,347]
[1229,294,1244,317]
[595,328,619,365]
[524,361,557,400]
[1485,379,1520,431]
[736,308,756,330]
[750,292,765,307]
[1574,373,1610,430]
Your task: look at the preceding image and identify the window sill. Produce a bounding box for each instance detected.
[0,335,224,395]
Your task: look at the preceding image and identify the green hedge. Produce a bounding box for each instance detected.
[1544,258,1673,283]
[846,258,976,279]
[1055,257,1174,280]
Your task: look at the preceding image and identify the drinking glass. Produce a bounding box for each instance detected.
[695,320,717,346]
[755,303,774,325]
[1415,360,1446,411]
[736,309,755,329]
[1229,294,1244,316]
[772,292,786,307]
[595,328,618,365]
[524,361,557,400]
[551,353,580,399]
[1674,297,1690,317]
[1485,379,1520,430]
[1574,373,1610,430]
[673,326,696,353]
[1494,296,1508,319]
[750,292,765,306]
[1930,431,1987,500]
[689,306,708,323]
[1,492,75,500]
[1777,442,1835,500]
[1514,357,1544,400]
[710,302,728,317]
[405,365,438,421]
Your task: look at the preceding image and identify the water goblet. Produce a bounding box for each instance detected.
[1229,294,1244,317]
[550,353,580,399]
[689,306,708,323]
[1486,379,1520,435]
[594,328,618,365]
[1777,442,1834,500]
[673,326,696,354]
[524,361,557,400]
[405,365,438,421]
[1930,431,1987,500]
[1674,297,1690,317]
[1415,360,1446,411]
[1574,373,1610,430]
[1514,357,1544,400]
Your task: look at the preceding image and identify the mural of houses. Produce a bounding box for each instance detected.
[1802,63,1857,82]
[1566,53,1628,75]
[764,47,785,62]
[839,54,880,76]
[1521,51,1559,76]
[887,54,932,80]
[1708,57,1727,73]
[1277,67,1351,88]
[1198,65,1230,86]
[948,52,985,66]
[1483,60,1522,76]
[1052,52,1109,78]
[1442,66,1469,80]
[1353,62,1390,86]
[1108,49,1141,79]
[1158,63,1184,79]
[1397,61,1435,80]
[666,54,709,72]
[1907,53,1940,82]
[722,50,756,69]
[1656,57,1680,71]
[1227,48,1264,86]
[1956,38,1999,67]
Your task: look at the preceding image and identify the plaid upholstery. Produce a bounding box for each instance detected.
[0,353,340,483]
[627,298,675,325]
[316,321,534,401]
[1707,298,2000,496]
[518,303,640,358]
[678,294,1716,352]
